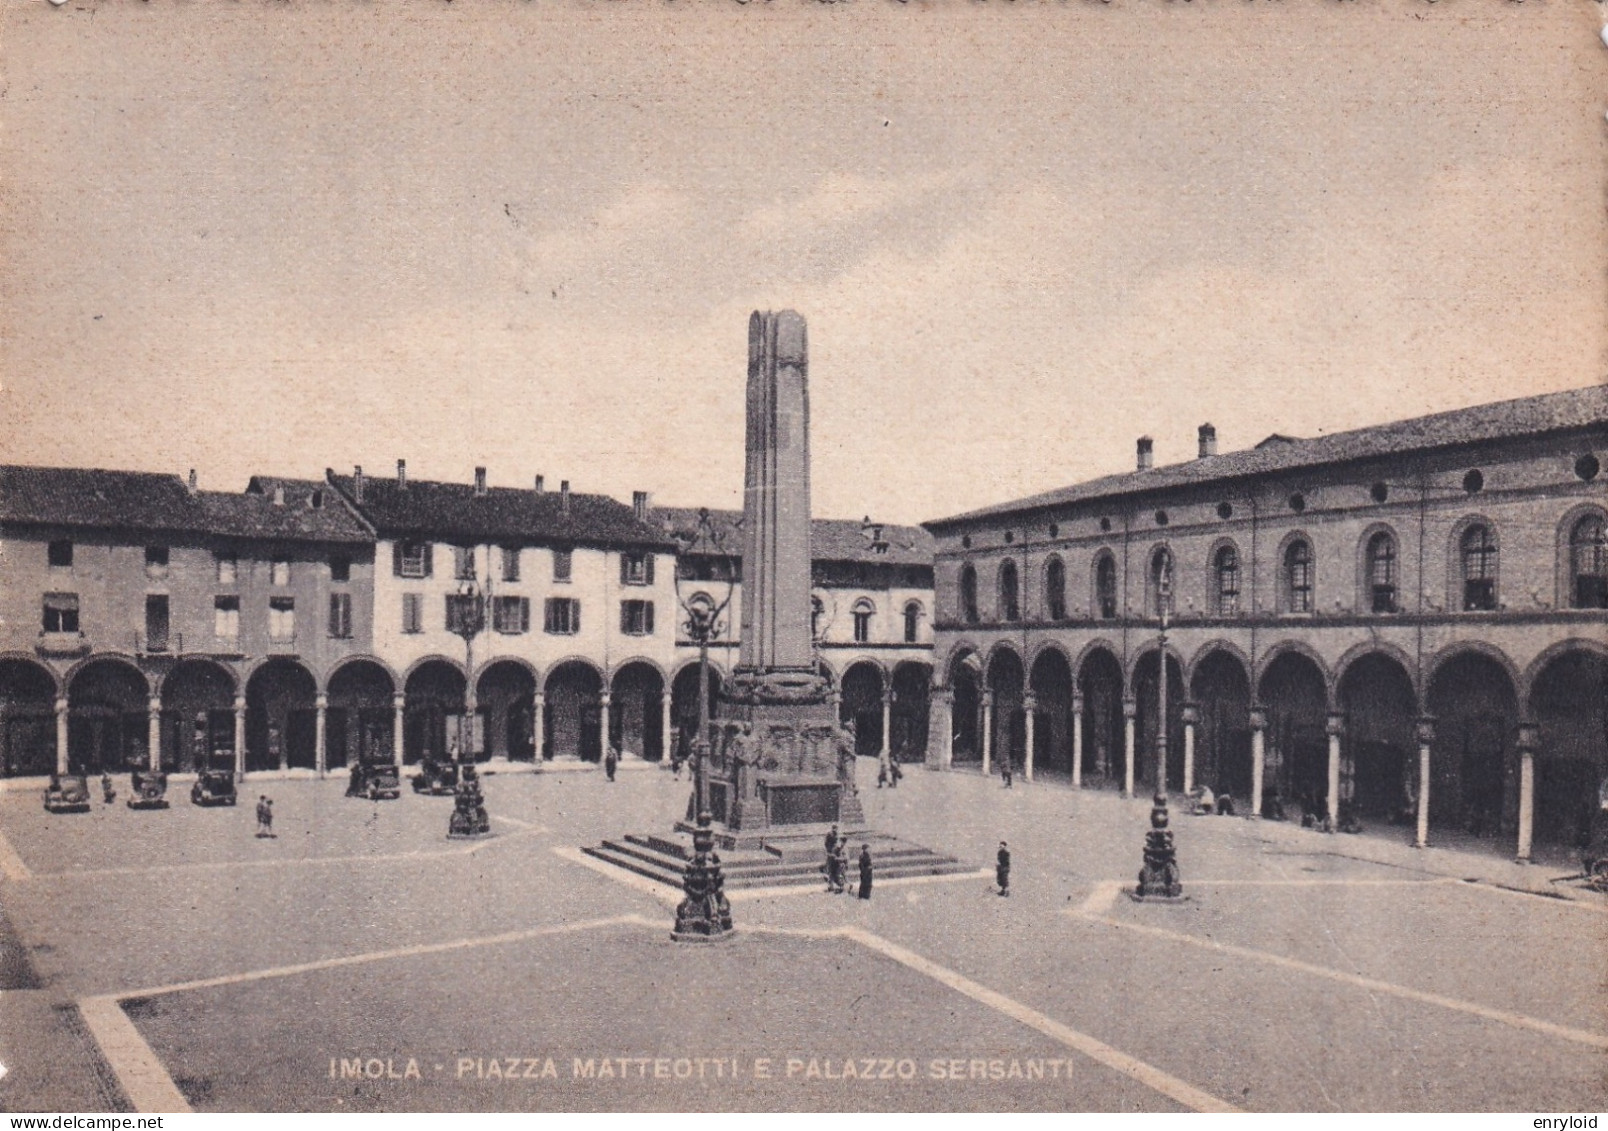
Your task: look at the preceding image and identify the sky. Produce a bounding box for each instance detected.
[2,1,1603,525]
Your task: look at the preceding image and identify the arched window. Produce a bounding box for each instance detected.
[1044,557,1067,621]
[903,601,923,643]
[1214,545,1240,616]
[960,565,979,625]
[1284,538,1313,613]
[852,599,875,644]
[1460,524,1498,611]
[1366,531,1398,613]
[1569,514,1608,609]
[1095,553,1118,620]
[998,560,1020,622]
[1149,546,1174,617]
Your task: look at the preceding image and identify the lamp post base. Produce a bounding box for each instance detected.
[672,813,734,942]
[1134,793,1183,900]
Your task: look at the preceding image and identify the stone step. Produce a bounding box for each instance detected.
[583,835,973,891]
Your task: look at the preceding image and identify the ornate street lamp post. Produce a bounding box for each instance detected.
[450,574,489,771]
[1136,558,1182,899]
[672,510,734,942]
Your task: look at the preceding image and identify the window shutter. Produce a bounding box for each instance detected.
[620,602,630,634]
[572,600,580,634]
[620,555,630,585]
[520,597,530,633]
[645,601,654,635]
[422,543,433,578]
[644,554,655,586]
[392,542,404,577]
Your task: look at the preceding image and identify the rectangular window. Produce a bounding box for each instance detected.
[215,552,238,583]
[445,594,482,635]
[42,593,79,634]
[454,546,477,581]
[620,552,655,586]
[852,610,872,643]
[214,595,240,639]
[271,559,291,586]
[47,540,73,568]
[394,541,432,579]
[145,594,170,652]
[268,596,296,641]
[544,597,580,635]
[553,547,573,583]
[145,545,169,579]
[401,592,423,634]
[329,592,352,639]
[493,595,531,634]
[620,599,655,636]
[330,556,351,583]
[501,546,520,583]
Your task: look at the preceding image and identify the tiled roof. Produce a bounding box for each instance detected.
[651,506,935,567]
[0,465,374,544]
[327,472,677,551]
[929,384,1608,527]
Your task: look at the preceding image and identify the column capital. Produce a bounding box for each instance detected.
[1516,721,1540,752]
[883,686,896,705]
[147,696,161,713]
[534,691,546,706]
[1415,716,1436,745]
[600,692,612,706]
[55,696,69,713]
[234,695,248,711]
[1071,692,1085,712]
[1021,692,1038,711]
[934,687,954,705]
[315,693,329,710]
[1248,707,1268,731]
[1121,696,1136,720]
[1325,712,1344,737]
[981,690,995,708]
[1181,702,1199,726]
[392,693,406,709]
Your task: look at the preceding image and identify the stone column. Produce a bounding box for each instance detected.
[1122,695,1136,798]
[1181,702,1198,795]
[980,691,994,776]
[1022,692,1037,782]
[147,696,162,772]
[533,692,546,761]
[931,688,953,769]
[1516,721,1538,863]
[233,696,247,780]
[315,693,328,778]
[1249,707,1268,819]
[55,696,69,776]
[392,693,406,766]
[1071,692,1084,788]
[660,693,672,762]
[1415,717,1434,849]
[881,686,893,766]
[1326,712,1344,831]
[599,691,612,761]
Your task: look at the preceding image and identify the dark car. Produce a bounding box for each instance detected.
[44,774,92,814]
[190,769,238,807]
[411,759,460,796]
[128,769,170,810]
[348,762,402,801]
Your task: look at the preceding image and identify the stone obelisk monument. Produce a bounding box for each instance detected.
[695,310,863,841]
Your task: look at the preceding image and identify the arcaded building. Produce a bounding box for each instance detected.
[923,386,1608,861]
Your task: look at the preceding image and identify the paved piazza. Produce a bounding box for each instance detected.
[0,764,1603,1113]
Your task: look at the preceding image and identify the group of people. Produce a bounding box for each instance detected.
[822,826,874,899]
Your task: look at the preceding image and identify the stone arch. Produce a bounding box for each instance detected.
[987,645,1027,775]
[1187,639,1252,690]
[890,660,933,763]
[64,653,150,697]
[544,659,605,762]
[402,658,467,765]
[1077,643,1126,788]
[1190,646,1253,802]
[327,653,402,693]
[246,658,320,773]
[67,657,153,775]
[475,659,538,762]
[984,640,1024,683]
[403,653,467,686]
[670,661,726,761]
[159,659,238,774]
[609,659,667,761]
[1337,649,1419,822]
[1334,640,1420,702]
[1131,642,1186,792]
[1425,640,1523,705]
[0,656,62,776]
[1526,644,1608,847]
[1254,640,1334,703]
[1126,635,1188,688]
[469,654,539,691]
[840,659,887,758]
[1257,648,1331,812]
[328,658,398,768]
[1426,646,1519,837]
[1074,637,1125,687]
[1028,645,1074,774]
[946,646,984,764]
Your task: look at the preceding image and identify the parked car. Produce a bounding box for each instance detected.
[128,769,170,810]
[44,774,92,814]
[348,762,402,801]
[411,758,460,796]
[190,769,238,807]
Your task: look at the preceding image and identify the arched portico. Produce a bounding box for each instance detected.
[328,659,398,768]
[890,661,932,764]
[987,647,1026,779]
[1527,646,1608,849]
[1257,650,1330,816]
[402,658,466,765]
[1029,647,1074,777]
[1426,649,1518,838]
[0,657,59,777]
[1133,647,1186,793]
[1190,648,1252,803]
[610,660,666,761]
[839,660,886,759]
[1337,652,1419,823]
[246,658,319,772]
[947,649,983,765]
[1078,646,1126,789]
[670,662,725,762]
[68,657,150,775]
[476,660,537,762]
[545,660,604,761]
[160,659,237,774]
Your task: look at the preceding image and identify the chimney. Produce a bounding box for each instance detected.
[396,459,407,488]
[534,474,545,494]
[1198,423,1218,459]
[186,469,197,495]
[560,480,571,515]
[1136,436,1154,472]
[272,484,285,507]
[632,490,649,521]
[353,465,365,504]
[474,466,487,497]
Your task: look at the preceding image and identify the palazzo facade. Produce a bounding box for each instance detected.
[923,386,1608,861]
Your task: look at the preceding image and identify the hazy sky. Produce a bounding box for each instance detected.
[2,1,1602,524]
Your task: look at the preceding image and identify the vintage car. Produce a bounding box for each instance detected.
[127,769,170,810]
[411,758,460,796]
[43,774,92,814]
[190,769,238,807]
[347,762,402,801]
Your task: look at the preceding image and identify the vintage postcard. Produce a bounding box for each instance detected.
[1,0,1605,1119]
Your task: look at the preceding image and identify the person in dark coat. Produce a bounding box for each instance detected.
[832,839,849,894]
[1001,756,1013,789]
[101,773,116,805]
[604,746,618,782]
[996,841,1011,897]
[255,796,275,838]
[857,844,873,900]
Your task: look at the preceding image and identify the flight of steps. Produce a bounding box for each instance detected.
[582,831,975,891]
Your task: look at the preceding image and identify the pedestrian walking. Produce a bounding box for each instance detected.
[604,746,618,783]
[996,841,1011,897]
[824,843,843,893]
[857,844,873,900]
[255,795,275,838]
[890,758,902,788]
[832,839,849,894]
[1001,757,1013,789]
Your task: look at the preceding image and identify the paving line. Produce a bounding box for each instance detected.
[1083,912,1608,1050]
[0,823,32,881]
[77,995,193,1114]
[835,925,1240,1114]
[1077,880,1124,917]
